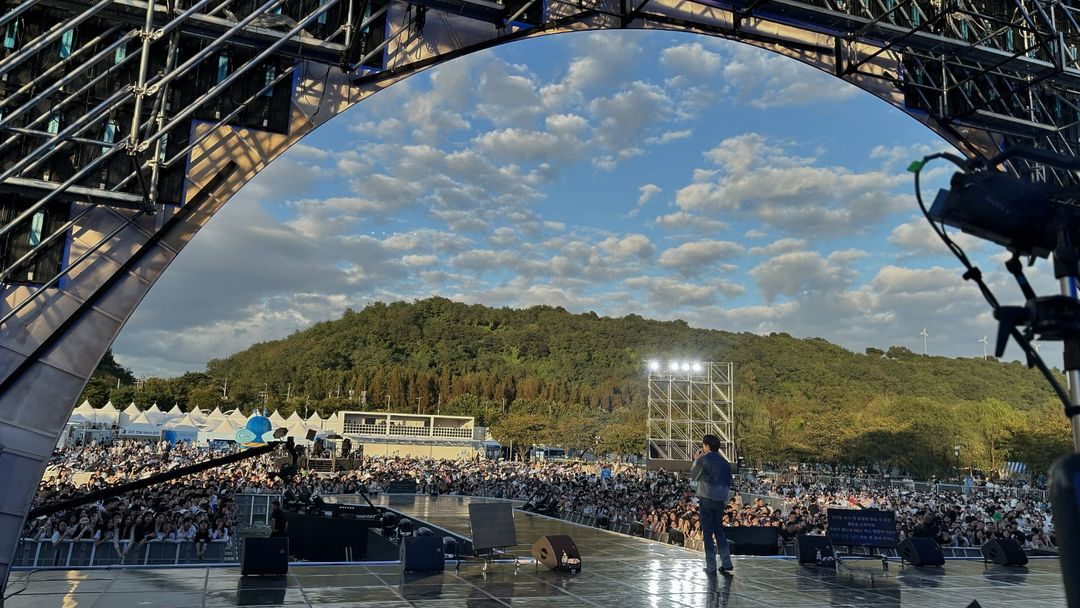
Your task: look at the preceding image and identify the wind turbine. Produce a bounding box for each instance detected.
[979,335,989,360]
[920,327,928,355]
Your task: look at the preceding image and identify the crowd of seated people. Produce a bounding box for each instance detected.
[28,439,1056,558]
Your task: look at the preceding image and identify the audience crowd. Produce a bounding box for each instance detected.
[26,439,1057,559]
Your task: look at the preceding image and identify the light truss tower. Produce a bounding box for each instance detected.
[647,361,734,471]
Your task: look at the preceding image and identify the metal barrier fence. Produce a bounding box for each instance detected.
[234,493,280,527]
[12,539,231,567]
[751,472,1050,502]
[555,510,997,559]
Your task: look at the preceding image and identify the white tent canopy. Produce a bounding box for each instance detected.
[121,412,160,438]
[96,401,120,426]
[305,412,323,429]
[143,404,168,426]
[205,407,225,421]
[267,410,287,428]
[119,402,140,427]
[165,404,184,419]
[198,418,238,443]
[174,413,204,429]
[227,409,247,424]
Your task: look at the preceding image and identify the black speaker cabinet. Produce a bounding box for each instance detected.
[531,535,581,571]
[899,537,944,567]
[402,535,445,573]
[796,534,834,565]
[242,536,289,576]
[981,538,1029,566]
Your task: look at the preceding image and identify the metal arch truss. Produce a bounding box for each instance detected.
[1,0,1080,591]
[647,362,735,465]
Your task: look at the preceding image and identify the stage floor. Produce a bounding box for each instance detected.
[3,496,1068,608]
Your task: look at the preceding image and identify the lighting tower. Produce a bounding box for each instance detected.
[645,360,734,472]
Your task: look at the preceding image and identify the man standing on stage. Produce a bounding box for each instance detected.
[270,500,288,538]
[690,434,734,574]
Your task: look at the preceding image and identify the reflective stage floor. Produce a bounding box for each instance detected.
[3,496,1068,608]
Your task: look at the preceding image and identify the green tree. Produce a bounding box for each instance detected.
[492,412,551,460]
[597,421,644,461]
[555,414,603,458]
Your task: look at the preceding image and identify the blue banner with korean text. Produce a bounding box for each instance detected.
[826,508,899,548]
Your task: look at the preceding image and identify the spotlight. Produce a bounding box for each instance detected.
[648,361,660,371]
[669,361,679,371]
[692,362,702,372]
[680,362,690,371]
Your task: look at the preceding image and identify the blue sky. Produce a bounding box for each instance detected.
[112,30,1063,377]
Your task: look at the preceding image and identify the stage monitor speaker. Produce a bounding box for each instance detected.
[981,538,1028,566]
[899,537,944,567]
[242,537,289,576]
[796,534,834,565]
[402,535,445,573]
[531,535,581,571]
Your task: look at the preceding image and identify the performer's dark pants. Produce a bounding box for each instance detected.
[699,497,733,570]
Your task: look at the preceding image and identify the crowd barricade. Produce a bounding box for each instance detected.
[551,510,1010,559]
[12,539,231,567]
[234,493,281,527]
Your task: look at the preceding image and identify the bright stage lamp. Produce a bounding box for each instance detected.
[680,362,690,371]
[669,362,679,371]
[648,361,660,371]
[692,362,702,372]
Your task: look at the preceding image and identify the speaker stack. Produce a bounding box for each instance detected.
[899,537,945,567]
[981,538,1028,566]
[531,535,581,572]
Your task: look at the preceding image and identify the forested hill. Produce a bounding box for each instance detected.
[85,297,1072,476]
[204,297,1054,411]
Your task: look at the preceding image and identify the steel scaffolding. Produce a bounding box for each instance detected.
[5,0,1080,593]
[647,361,735,466]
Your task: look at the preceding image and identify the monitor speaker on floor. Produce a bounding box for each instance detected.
[981,538,1028,566]
[402,535,445,573]
[795,534,834,565]
[899,537,944,567]
[531,535,581,572]
[241,537,289,576]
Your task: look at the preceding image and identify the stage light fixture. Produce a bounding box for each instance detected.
[669,361,679,371]
[648,361,660,371]
[692,362,702,372]
[680,362,690,371]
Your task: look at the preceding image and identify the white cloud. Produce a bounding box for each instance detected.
[722,46,861,109]
[599,234,654,259]
[749,238,807,256]
[674,133,910,236]
[658,240,744,274]
[646,129,692,145]
[749,250,858,302]
[660,42,724,78]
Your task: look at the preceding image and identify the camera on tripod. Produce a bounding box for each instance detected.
[924,145,1080,369]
